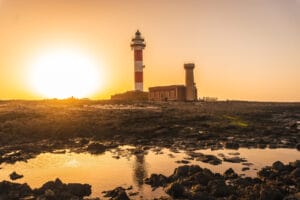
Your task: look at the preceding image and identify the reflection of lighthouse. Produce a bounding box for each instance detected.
[131,30,146,91]
[133,152,147,188]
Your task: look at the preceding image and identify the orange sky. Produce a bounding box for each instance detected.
[0,0,299,101]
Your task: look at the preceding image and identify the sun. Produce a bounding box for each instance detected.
[30,49,102,99]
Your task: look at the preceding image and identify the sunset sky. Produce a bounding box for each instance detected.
[0,0,299,101]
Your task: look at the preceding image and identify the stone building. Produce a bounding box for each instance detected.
[148,63,197,101]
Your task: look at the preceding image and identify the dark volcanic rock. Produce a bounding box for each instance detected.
[224,168,238,179]
[144,174,168,187]
[290,167,300,179]
[296,143,300,151]
[66,183,91,198]
[223,156,247,163]
[34,178,91,199]
[272,161,285,172]
[0,181,32,199]
[103,187,130,200]
[208,179,233,197]
[87,143,107,154]
[225,142,239,149]
[187,151,222,165]
[260,186,284,200]
[165,182,185,198]
[9,171,24,180]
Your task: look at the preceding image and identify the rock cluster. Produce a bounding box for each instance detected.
[102,187,130,200]
[0,178,91,200]
[145,160,300,200]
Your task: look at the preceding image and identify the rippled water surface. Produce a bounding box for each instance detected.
[0,147,299,199]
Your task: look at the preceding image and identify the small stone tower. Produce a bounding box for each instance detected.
[184,63,197,101]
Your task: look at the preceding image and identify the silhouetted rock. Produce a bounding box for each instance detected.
[103,187,130,200]
[165,182,185,198]
[87,143,107,154]
[223,156,247,163]
[144,174,168,187]
[260,186,284,200]
[9,171,24,180]
[225,142,239,149]
[34,178,91,199]
[224,168,238,179]
[290,168,300,179]
[272,161,285,172]
[0,181,32,199]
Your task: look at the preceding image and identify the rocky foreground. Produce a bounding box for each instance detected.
[0,100,299,199]
[0,160,299,200]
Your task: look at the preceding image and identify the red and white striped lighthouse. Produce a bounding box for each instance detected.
[131,30,146,91]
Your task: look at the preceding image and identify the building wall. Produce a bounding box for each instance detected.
[149,85,186,101]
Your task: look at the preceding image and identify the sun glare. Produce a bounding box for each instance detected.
[30,49,102,99]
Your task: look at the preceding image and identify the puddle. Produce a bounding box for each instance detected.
[0,147,299,199]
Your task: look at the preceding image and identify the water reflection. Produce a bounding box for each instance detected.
[0,147,298,199]
[132,151,148,197]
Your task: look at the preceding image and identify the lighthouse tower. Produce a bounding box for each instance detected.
[131,30,146,91]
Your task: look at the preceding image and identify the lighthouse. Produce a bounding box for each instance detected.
[131,30,146,91]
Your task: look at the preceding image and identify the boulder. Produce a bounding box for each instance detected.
[144,174,168,187]
[66,183,91,198]
[165,182,185,198]
[272,161,285,172]
[290,168,300,179]
[224,168,238,179]
[208,180,233,197]
[225,142,239,149]
[0,181,32,199]
[87,143,107,154]
[260,187,284,200]
[103,187,130,200]
[9,171,24,180]
[296,143,300,151]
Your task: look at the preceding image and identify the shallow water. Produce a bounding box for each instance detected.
[0,147,299,199]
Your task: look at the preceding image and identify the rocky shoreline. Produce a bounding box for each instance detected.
[0,101,299,199]
[1,160,299,200]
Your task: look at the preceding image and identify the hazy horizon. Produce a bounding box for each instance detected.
[0,0,299,101]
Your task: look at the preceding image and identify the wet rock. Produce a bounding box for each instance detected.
[44,189,55,197]
[34,178,91,199]
[103,187,130,200]
[128,191,139,196]
[260,186,284,200]
[272,161,285,172]
[242,162,254,166]
[296,143,300,151]
[0,181,32,199]
[188,152,222,165]
[290,168,300,179]
[165,182,185,198]
[171,165,202,180]
[144,174,168,187]
[66,183,92,198]
[242,167,250,171]
[9,171,24,180]
[175,160,190,164]
[208,179,233,197]
[223,156,247,163]
[224,168,238,179]
[87,143,107,154]
[225,142,239,149]
[290,160,300,168]
[258,167,273,179]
